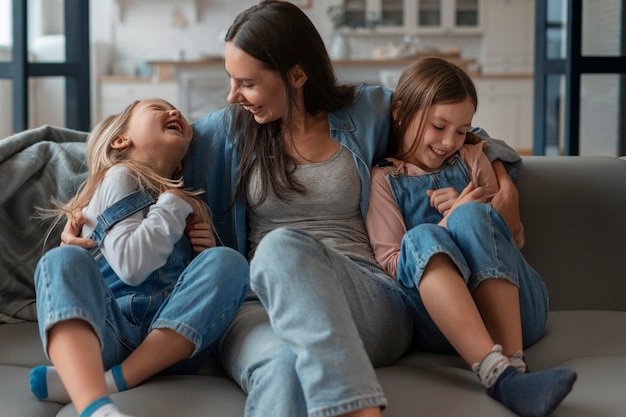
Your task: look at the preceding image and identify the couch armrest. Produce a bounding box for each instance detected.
[516,156,626,311]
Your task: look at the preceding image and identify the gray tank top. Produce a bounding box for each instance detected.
[247,145,377,266]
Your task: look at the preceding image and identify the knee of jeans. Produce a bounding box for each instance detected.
[36,245,93,285]
[252,228,314,271]
[255,228,311,257]
[446,202,493,232]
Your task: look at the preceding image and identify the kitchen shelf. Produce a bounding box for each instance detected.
[114,0,199,23]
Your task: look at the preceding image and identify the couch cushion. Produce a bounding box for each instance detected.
[0,322,49,367]
[0,365,63,417]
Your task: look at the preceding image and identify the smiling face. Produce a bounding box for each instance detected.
[116,98,192,177]
[402,97,475,172]
[224,42,289,125]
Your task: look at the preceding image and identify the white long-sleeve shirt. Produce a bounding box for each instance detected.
[81,165,192,286]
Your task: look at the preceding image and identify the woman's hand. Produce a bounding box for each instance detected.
[427,187,460,216]
[60,210,96,248]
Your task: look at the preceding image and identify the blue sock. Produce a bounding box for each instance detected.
[488,366,577,417]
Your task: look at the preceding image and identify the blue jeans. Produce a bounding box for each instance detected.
[397,202,549,354]
[218,228,413,417]
[35,245,249,371]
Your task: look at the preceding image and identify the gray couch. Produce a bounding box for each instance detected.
[1,126,625,417]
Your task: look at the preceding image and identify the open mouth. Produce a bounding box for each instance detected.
[430,146,447,157]
[165,120,184,133]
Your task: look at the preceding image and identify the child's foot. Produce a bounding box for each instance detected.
[30,365,124,404]
[80,397,135,417]
[488,365,577,417]
[29,366,71,403]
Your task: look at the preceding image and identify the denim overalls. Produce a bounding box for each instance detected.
[87,187,192,333]
[35,188,250,371]
[386,154,549,353]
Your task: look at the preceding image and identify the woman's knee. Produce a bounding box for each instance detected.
[250,228,320,284]
[254,228,314,260]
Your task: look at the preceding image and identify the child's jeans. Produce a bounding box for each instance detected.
[397,202,548,353]
[35,187,248,370]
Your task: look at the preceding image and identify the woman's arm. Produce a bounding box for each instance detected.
[491,160,525,248]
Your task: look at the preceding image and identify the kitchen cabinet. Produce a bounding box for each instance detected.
[472,75,534,154]
[480,0,534,74]
[342,0,481,34]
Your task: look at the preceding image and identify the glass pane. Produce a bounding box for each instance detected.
[28,76,66,129]
[418,0,441,27]
[0,79,13,138]
[0,0,11,62]
[28,0,65,63]
[381,0,403,26]
[342,0,366,28]
[456,0,478,27]
[546,0,567,60]
[582,0,623,57]
[579,74,624,156]
[544,74,566,155]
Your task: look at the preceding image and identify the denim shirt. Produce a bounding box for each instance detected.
[184,84,523,256]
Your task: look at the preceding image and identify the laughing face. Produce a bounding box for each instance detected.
[224,42,289,125]
[118,98,192,177]
[402,98,475,172]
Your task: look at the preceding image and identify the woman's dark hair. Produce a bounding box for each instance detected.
[388,57,480,160]
[225,0,355,208]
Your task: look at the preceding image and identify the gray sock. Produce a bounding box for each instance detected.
[509,350,528,373]
[471,344,510,388]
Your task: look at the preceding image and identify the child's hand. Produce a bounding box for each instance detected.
[426,187,460,216]
[187,222,217,253]
[438,182,489,228]
[60,209,97,248]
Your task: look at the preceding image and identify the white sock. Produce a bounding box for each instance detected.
[80,397,135,417]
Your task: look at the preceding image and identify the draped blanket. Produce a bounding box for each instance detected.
[0,126,88,323]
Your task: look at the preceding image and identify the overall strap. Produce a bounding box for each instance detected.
[88,187,156,247]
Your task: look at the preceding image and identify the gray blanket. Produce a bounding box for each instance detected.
[0,125,88,323]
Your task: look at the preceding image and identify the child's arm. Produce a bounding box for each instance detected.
[462,144,525,247]
[164,189,216,252]
[366,167,407,280]
[88,168,193,286]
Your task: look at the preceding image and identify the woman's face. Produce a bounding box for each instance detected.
[402,97,475,172]
[224,41,288,124]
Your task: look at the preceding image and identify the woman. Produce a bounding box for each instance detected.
[184,2,522,417]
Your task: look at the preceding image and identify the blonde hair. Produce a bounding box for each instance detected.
[388,57,481,161]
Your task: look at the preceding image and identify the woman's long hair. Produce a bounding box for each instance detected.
[225,0,356,209]
[388,57,481,160]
